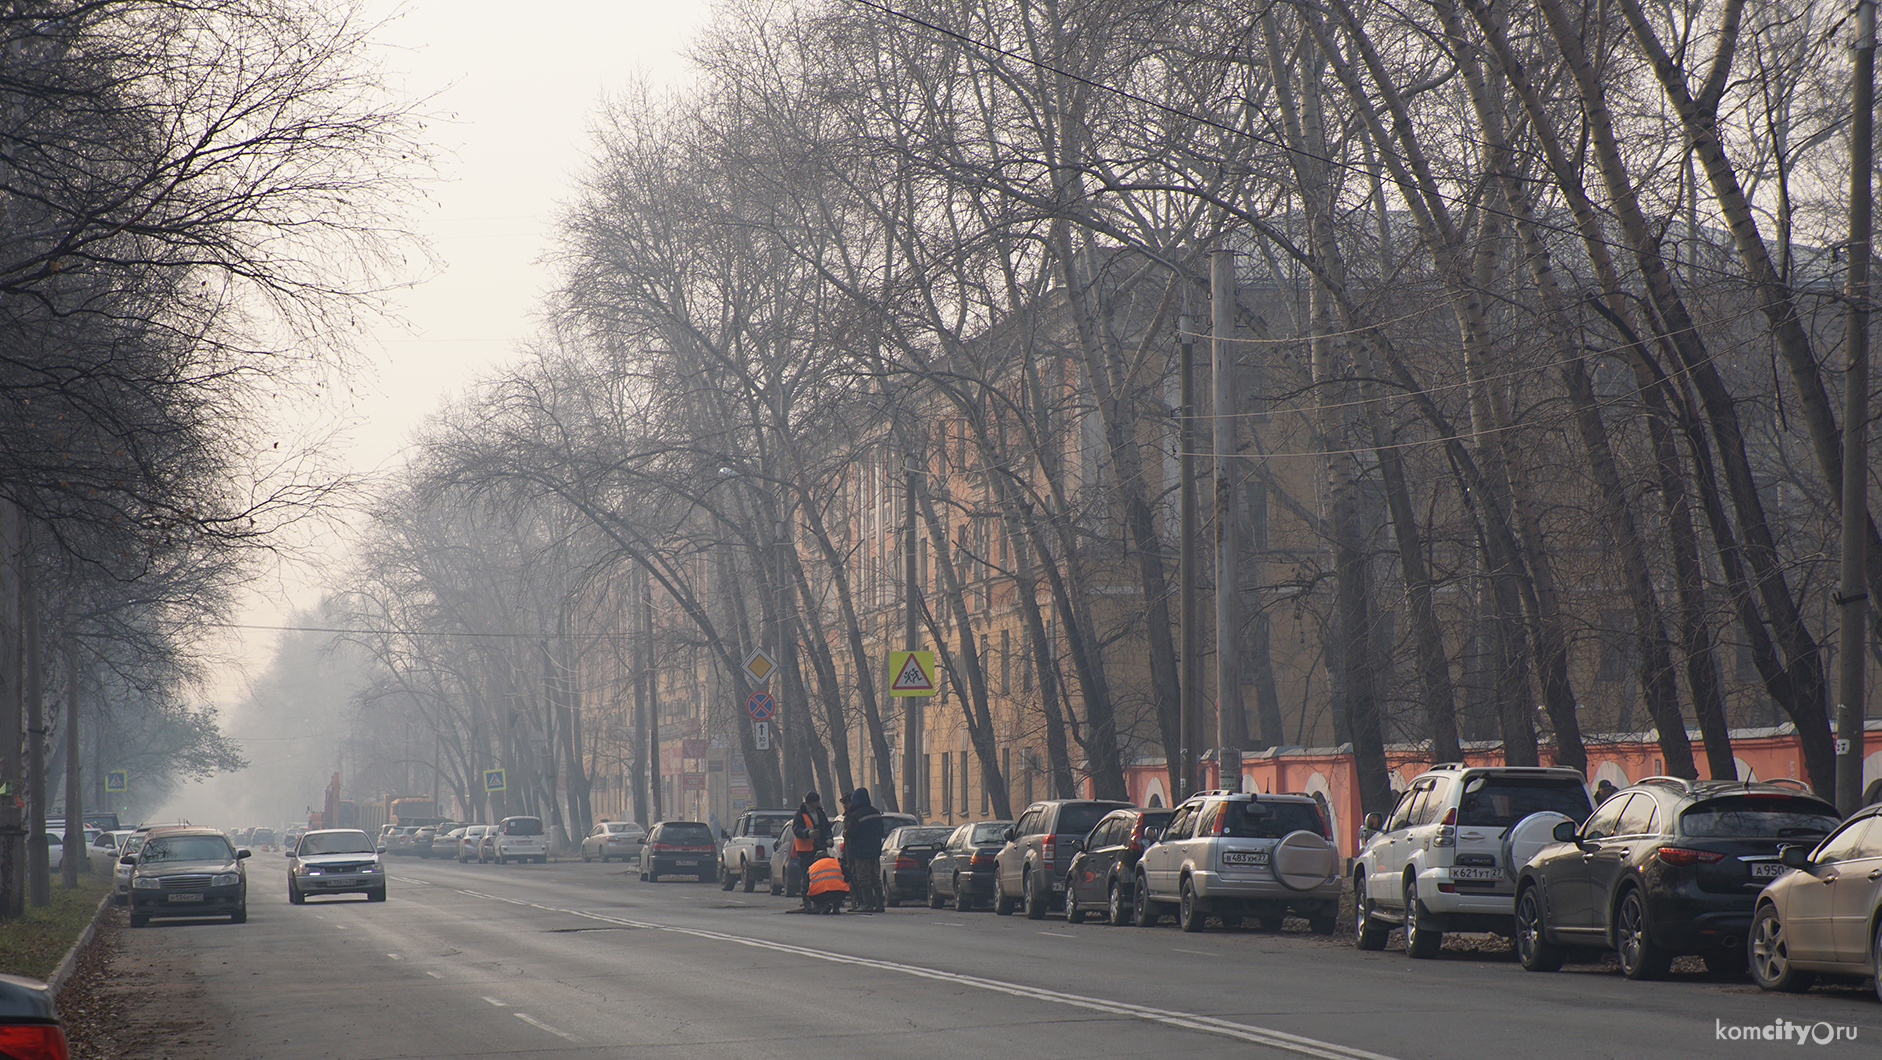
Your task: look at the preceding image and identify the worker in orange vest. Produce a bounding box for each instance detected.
[789,791,830,909]
[805,854,849,914]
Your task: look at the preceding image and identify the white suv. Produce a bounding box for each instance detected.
[491,816,548,864]
[1133,790,1342,933]
[1352,764,1593,957]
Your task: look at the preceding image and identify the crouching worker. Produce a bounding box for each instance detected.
[806,855,849,914]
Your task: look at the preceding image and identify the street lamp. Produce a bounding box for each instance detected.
[717,468,799,802]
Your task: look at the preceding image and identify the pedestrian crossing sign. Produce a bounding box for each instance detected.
[484,768,507,793]
[888,650,937,697]
[105,770,128,793]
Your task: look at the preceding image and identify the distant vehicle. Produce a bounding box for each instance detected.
[639,821,715,882]
[456,825,489,863]
[434,827,467,860]
[0,973,71,1060]
[717,811,792,891]
[926,820,1014,911]
[490,817,547,865]
[287,829,386,904]
[126,827,250,928]
[832,813,917,866]
[251,828,277,851]
[879,825,953,906]
[410,826,437,858]
[584,821,647,864]
[1062,807,1173,925]
[1133,790,1341,933]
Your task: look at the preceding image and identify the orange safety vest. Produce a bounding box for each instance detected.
[807,857,848,896]
[793,810,818,853]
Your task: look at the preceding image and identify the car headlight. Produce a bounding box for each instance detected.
[212,873,240,887]
[360,864,378,872]
[302,867,323,876]
[132,877,160,889]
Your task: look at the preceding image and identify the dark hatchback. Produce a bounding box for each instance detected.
[639,821,717,883]
[126,827,251,928]
[1514,778,1843,979]
[927,820,1014,911]
[880,826,955,906]
[1062,807,1174,925]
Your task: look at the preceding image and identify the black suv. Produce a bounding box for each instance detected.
[994,799,1134,918]
[1513,778,1842,979]
[1062,807,1173,925]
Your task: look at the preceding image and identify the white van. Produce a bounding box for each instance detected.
[492,816,548,864]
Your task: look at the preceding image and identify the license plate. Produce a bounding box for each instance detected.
[1450,867,1502,881]
[676,859,698,866]
[1750,862,1786,879]
[1223,850,1270,866]
[166,893,203,902]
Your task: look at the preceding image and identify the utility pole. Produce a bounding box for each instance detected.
[1212,249,1242,794]
[0,502,23,919]
[1179,308,1200,801]
[1837,0,1875,815]
[61,623,81,887]
[774,498,798,801]
[22,529,44,907]
[903,450,922,819]
[642,572,662,822]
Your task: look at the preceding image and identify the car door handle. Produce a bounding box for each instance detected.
[1869,869,1881,881]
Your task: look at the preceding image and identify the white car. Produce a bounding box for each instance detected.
[1352,764,1594,956]
[113,833,150,905]
[456,825,490,862]
[581,821,645,863]
[491,816,548,864]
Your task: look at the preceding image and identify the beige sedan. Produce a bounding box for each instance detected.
[1748,803,1882,999]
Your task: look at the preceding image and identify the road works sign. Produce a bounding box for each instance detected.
[742,647,778,686]
[105,770,128,793]
[888,650,938,697]
[484,768,507,793]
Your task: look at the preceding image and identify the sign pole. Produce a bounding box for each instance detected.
[903,450,921,818]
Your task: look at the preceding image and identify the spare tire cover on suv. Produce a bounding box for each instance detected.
[1269,830,1338,891]
[1501,811,1574,880]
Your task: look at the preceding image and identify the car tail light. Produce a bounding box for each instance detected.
[1210,812,1226,837]
[894,856,918,870]
[1655,846,1726,867]
[970,850,995,867]
[0,1023,70,1060]
[1127,822,1145,855]
[1040,835,1057,864]
[755,845,766,858]
[651,843,673,853]
[1433,808,1457,848]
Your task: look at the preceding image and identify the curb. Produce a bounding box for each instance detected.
[47,893,112,1000]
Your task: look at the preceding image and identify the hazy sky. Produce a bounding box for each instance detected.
[167,0,715,822]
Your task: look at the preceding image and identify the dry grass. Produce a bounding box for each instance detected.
[0,874,113,980]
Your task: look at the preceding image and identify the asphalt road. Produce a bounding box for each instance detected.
[116,851,1876,1059]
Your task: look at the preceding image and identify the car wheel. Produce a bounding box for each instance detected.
[1615,888,1671,980]
[1873,919,1882,1004]
[721,865,736,891]
[994,875,1016,915]
[288,881,305,905]
[130,913,148,928]
[1403,878,1441,959]
[954,875,975,912]
[368,887,386,903]
[1107,878,1128,926]
[928,877,945,910]
[1749,903,1813,993]
[1131,871,1159,928]
[1023,869,1046,920]
[1354,876,1389,951]
[1178,877,1205,933]
[739,861,754,893]
[583,849,593,863]
[772,874,785,897]
[1065,886,1086,925]
[229,903,246,924]
[1514,885,1565,972]
[648,870,659,883]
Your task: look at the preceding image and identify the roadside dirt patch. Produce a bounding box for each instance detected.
[57,910,225,1060]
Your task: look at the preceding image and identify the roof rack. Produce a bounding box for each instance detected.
[1762,778,1813,793]
[1635,776,1696,792]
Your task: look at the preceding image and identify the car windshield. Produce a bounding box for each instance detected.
[971,823,1012,845]
[299,831,374,856]
[606,823,641,834]
[503,818,544,836]
[124,835,146,855]
[1680,797,1843,838]
[661,823,713,843]
[898,827,954,846]
[1455,777,1594,828]
[1057,804,1128,836]
[141,836,234,862]
[747,816,791,838]
[1218,800,1327,839]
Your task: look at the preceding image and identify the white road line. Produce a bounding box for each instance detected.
[425,971,441,979]
[932,921,965,927]
[390,876,430,886]
[1172,948,1217,957]
[514,1013,582,1042]
[1037,931,1078,938]
[386,953,401,960]
[481,997,508,1007]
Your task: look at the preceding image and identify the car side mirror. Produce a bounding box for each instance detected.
[721,829,730,840]
[1003,827,1016,843]
[1779,844,1810,869]
[119,855,137,865]
[376,846,387,854]
[1551,820,1580,843]
[237,849,252,860]
[1363,812,1384,832]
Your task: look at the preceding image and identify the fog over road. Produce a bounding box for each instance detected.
[119,854,1873,1059]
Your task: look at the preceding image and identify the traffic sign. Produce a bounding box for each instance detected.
[742,647,777,686]
[754,721,771,750]
[484,768,507,793]
[105,770,128,793]
[888,650,938,696]
[745,689,776,720]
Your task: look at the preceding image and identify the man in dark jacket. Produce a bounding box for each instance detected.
[790,792,831,910]
[843,787,887,912]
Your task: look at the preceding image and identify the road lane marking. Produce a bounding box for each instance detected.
[515,1013,582,1042]
[390,877,430,886]
[932,921,965,926]
[386,953,401,960]
[1172,948,1217,957]
[1037,931,1077,938]
[426,972,441,978]
[482,997,508,1007]
[555,908,1402,1060]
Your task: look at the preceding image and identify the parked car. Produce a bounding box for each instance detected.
[113,833,150,905]
[1513,777,1842,979]
[478,828,500,863]
[1747,800,1882,998]
[410,826,438,858]
[1062,807,1174,925]
[434,827,467,860]
[125,827,250,928]
[287,828,386,904]
[832,813,918,865]
[995,799,1134,918]
[583,821,646,864]
[879,826,955,906]
[490,816,548,864]
[926,820,1013,911]
[453,825,487,862]
[386,827,420,856]
[0,973,70,1060]
[639,821,717,882]
[1134,790,1341,933]
[718,811,793,891]
[1355,764,1595,956]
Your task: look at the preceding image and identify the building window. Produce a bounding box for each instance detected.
[1000,630,1011,694]
[1001,747,1011,810]
[921,753,931,815]
[941,753,953,821]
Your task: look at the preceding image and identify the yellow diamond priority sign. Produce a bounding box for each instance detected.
[742,647,778,686]
[888,650,937,697]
